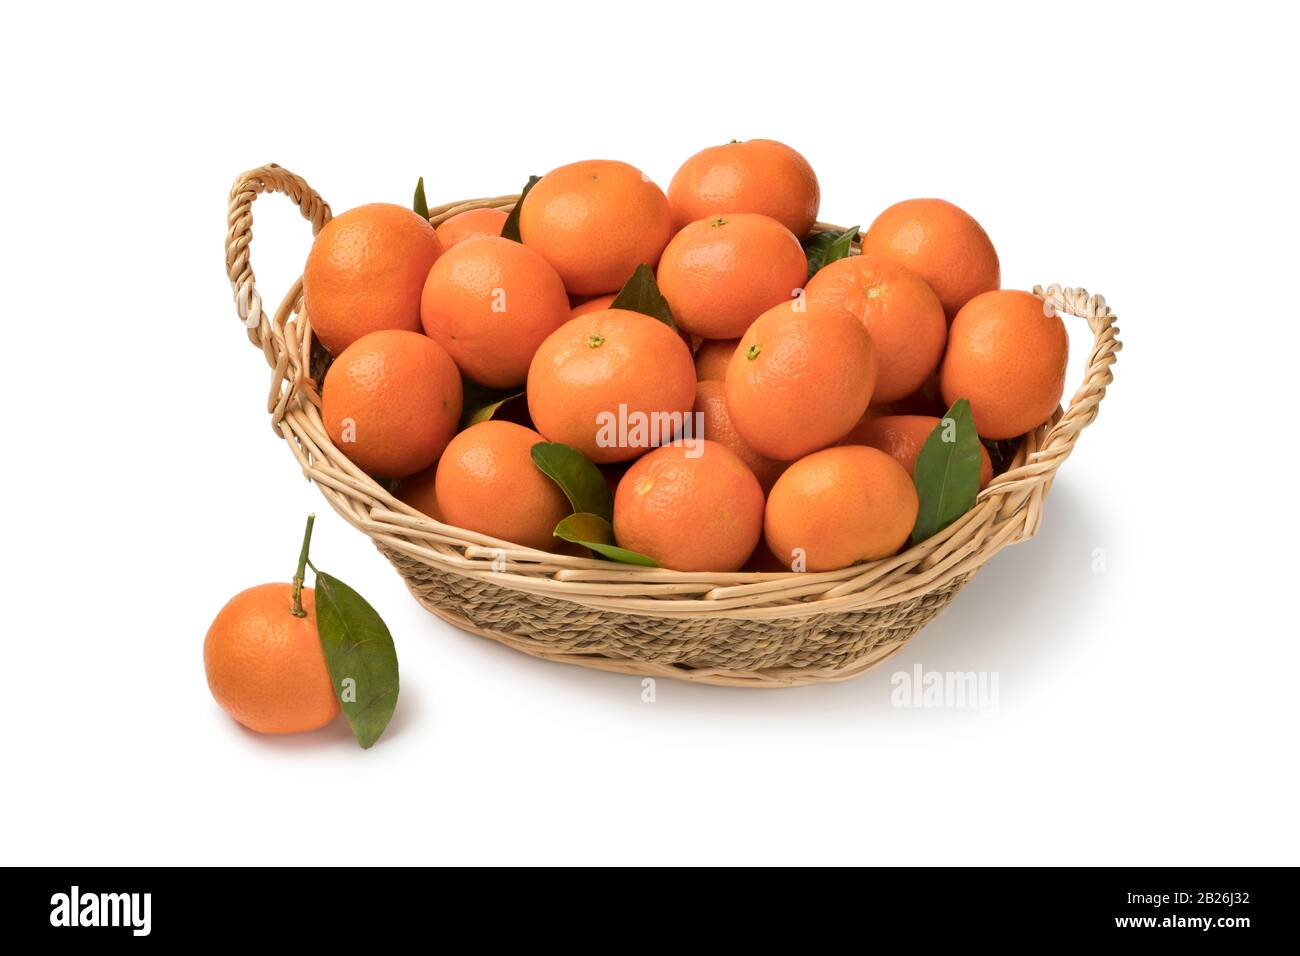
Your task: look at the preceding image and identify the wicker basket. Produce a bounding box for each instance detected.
[224,163,1120,688]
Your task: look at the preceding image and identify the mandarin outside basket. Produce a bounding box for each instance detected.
[224,163,1121,688]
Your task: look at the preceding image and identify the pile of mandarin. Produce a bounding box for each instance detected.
[304,139,1068,573]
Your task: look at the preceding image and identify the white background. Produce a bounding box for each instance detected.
[3,1,1297,866]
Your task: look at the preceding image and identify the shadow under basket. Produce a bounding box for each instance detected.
[224,163,1121,688]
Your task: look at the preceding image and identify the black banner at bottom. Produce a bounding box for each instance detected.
[4,866,1289,943]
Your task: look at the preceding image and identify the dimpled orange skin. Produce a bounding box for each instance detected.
[322,330,463,478]
[204,584,340,734]
[420,237,569,389]
[613,440,764,572]
[570,293,617,317]
[861,199,1000,319]
[765,446,919,572]
[668,139,820,237]
[527,309,696,464]
[940,289,1068,440]
[304,203,444,355]
[693,380,787,493]
[725,299,877,461]
[656,213,807,338]
[857,414,993,488]
[434,207,508,249]
[520,160,673,296]
[694,338,740,381]
[804,254,947,405]
[433,421,572,551]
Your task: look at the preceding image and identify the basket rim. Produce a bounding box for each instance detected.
[225,163,1121,621]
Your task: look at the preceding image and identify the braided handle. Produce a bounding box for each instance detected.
[225,165,332,349]
[981,284,1121,518]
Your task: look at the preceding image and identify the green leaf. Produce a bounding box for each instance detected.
[313,572,400,749]
[413,176,429,219]
[530,442,614,523]
[610,263,676,328]
[500,175,541,242]
[801,225,859,279]
[554,513,657,566]
[466,392,523,427]
[459,378,523,429]
[910,398,983,546]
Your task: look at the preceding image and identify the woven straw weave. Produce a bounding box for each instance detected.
[224,163,1120,687]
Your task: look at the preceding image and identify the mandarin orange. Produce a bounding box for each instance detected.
[520,160,672,296]
[725,299,876,460]
[570,293,617,317]
[667,139,820,236]
[526,309,696,463]
[861,198,999,319]
[856,414,993,488]
[764,446,918,571]
[693,338,740,381]
[657,213,806,338]
[613,440,764,572]
[304,203,443,354]
[204,584,339,734]
[940,290,1068,439]
[420,236,569,388]
[804,254,947,404]
[321,329,462,478]
[434,421,571,551]
[434,206,508,248]
[692,379,786,492]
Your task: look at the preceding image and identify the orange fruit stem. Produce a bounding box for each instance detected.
[291,513,315,618]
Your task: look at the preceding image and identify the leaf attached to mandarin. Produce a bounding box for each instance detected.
[530,442,614,523]
[553,512,657,566]
[500,175,541,242]
[459,379,524,429]
[801,225,858,279]
[413,176,429,220]
[610,263,676,328]
[910,398,983,546]
[313,571,400,750]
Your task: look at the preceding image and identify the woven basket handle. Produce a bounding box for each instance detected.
[982,284,1121,520]
[225,165,332,350]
